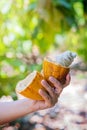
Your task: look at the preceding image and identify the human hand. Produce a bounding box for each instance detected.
[30,73,71,111]
[0,74,70,125]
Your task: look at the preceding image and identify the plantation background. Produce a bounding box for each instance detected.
[0,0,87,129]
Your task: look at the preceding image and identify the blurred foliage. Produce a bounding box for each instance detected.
[0,0,87,98]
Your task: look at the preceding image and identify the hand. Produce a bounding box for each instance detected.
[30,73,71,111]
[0,74,70,125]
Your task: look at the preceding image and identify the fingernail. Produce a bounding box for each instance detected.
[49,76,53,81]
[41,80,45,84]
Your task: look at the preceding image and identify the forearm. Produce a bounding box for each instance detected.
[0,98,34,125]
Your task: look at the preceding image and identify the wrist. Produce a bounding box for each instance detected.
[19,98,36,114]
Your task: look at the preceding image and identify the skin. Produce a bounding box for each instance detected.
[0,74,70,125]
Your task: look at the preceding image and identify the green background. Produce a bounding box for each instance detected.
[0,0,87,99]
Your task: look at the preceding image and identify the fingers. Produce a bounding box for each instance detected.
[39,74,71,109]
[39,89,52,106]
[49,77,63,95]
[41,80,54,97]
[40,80,58,107]
[63,73,71,88]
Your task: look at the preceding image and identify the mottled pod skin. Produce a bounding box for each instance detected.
[16,71,45,100]
[43,58,70,86]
